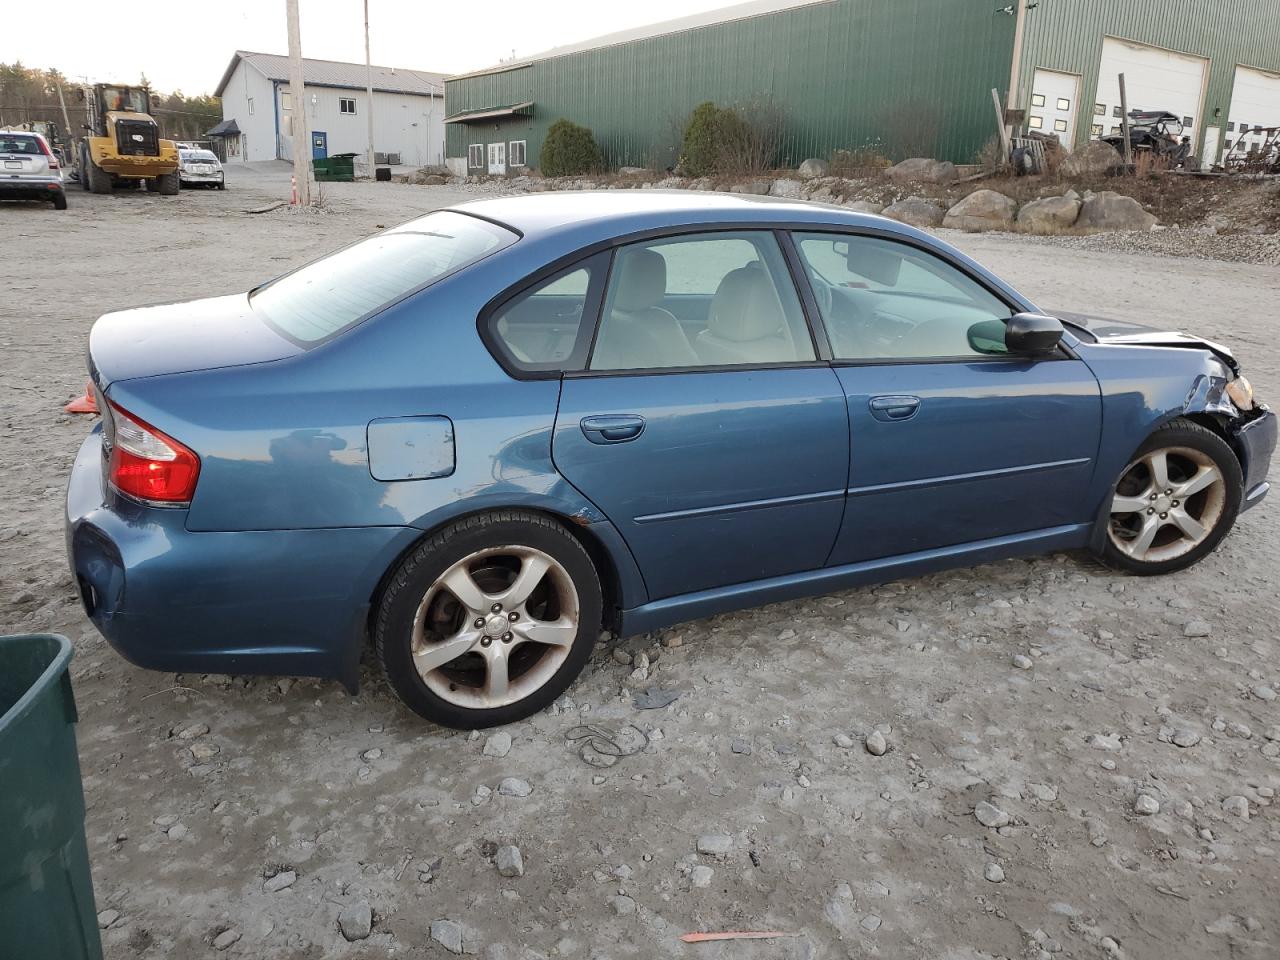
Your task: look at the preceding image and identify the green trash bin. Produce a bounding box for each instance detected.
[311,157,332,180]
[0,634,102,960]
[315,153,356,182]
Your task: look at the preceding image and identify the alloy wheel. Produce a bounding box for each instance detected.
[1108,446,1226,563]
[411,545,579,709]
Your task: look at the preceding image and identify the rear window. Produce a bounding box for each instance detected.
[251,211,516,345]
[0,135,41,155]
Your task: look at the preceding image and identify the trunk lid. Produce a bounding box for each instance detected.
[89,294,303,388]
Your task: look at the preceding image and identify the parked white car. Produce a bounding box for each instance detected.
[177,148,225,190]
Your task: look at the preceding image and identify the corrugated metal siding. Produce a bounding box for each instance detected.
[446,0,1015,169]
[1019,0,1280,149]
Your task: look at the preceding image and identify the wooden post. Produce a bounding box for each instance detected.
[1118,72,1132,172]
[286,0,312,205]
[992,88,1012,167]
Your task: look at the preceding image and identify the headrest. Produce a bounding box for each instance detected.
[612,249,666,312]
[707,265,784,342]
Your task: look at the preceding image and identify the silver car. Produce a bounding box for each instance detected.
[0,130,67,209]
[177,148,225,189]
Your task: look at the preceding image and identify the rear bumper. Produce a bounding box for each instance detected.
[0,180,63,199]
[65,428,417,691]
[179,171,222,183]
[1232,404,1276,511]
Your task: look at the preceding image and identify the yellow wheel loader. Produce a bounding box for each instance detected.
[75,84,180,195]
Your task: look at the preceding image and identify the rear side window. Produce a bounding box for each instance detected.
[252,211,516,345]
[485,253,607,375]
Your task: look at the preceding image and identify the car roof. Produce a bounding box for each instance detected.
[452,190,909,242]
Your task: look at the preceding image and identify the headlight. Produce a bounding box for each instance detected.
[1226,375,1254,411]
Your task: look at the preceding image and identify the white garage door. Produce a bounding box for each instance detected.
[1226,65,1280,159]
[1093,37,1207,155]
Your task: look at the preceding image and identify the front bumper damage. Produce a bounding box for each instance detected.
[1230,403,1277,511]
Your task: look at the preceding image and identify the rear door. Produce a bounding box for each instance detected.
[790,231,1102,565]
[550,230,850,600]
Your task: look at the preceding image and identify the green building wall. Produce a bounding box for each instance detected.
[1017,0,1280,152]
[446,0,1016,171]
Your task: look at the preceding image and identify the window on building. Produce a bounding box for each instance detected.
[1030,93,1045,107]
[1028,115,1043,129]
[1054,119,1068,132]
[248,97,255,116]
[340,98,357,115]
[467,143,484,168]
[1057,97,1071,111]
[1183,116,1193,128]
[283,114,293,136]
[1111,125,1121,134]
[1226,121,1235,131]
[1091,123,1104,136]
[282,91,292,111]
[1094,103,1105,116]
[508,140,527,167]
[1112,105,1122,118]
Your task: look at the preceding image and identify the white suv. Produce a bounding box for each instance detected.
[0,130,67,210]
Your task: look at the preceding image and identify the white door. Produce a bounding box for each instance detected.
[1226,65,1280,160]
[1029,69,1080,149]
[487,142,506,175]
[1095,37,1207,155]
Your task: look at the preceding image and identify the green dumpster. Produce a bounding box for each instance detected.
[0,634,102,960]
[314,153,356,182]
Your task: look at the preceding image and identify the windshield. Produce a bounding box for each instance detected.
[251,211,517,345]
[101,86,149,113]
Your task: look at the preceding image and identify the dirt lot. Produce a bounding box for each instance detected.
[2,165,1279,960]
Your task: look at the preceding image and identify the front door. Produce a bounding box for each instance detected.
[487,141,506,175]
[790,231,1102,566]
[1030,69,1080,148]
[552,230,849,600]
[311,131,327,160]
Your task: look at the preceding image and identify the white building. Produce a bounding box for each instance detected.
[212,50,445,166]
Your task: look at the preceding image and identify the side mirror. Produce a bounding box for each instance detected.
[1005,312,1064,356]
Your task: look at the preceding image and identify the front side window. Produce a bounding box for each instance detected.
[589,232,813,371]
[792,233,1012,362]
[252,211,516,345]
[487,255,605,374]
[340,98,357,115]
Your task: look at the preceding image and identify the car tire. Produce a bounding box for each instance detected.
[52,192,67,210]
[375,511,603,728]
[1098,418,1242,576]
[156,170,180,196]
[216,180,225,190]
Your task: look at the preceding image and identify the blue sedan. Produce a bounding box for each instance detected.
[66,192,1276,727]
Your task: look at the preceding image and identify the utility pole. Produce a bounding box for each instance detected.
[55,84,72,142]
[364,0,376,178]
[286,0,312,205]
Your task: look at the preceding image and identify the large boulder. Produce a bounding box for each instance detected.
[769,178,804,199]
[1075,191,1157,231]
[797,158,830,180]
[1060,140,1123,177]
[887,157,957,184]
[942,189,1017,231]
[844,199,885,215]
[882,196,946,228]
[1016,195,1081,233]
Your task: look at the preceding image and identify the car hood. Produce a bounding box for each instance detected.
[1053,310,1239,373]
[89,293,302,388]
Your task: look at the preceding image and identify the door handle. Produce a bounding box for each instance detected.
[581,415,646,444]
[868,395,921,422]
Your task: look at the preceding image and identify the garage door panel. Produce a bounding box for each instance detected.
[1226,65,1280,156]
[1094,37,1206,150]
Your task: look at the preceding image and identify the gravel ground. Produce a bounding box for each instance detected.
[2,164,1279,960]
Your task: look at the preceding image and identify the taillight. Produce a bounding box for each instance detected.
[106,402,200,505]
[36,134,59,169]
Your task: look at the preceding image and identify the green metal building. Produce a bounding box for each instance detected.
[444,0,1280,175]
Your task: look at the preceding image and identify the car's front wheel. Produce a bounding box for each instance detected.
[1100,419,1242,575]
[375,511,602,728]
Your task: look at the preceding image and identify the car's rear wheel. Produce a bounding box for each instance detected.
[1100,419,1242,575]
[52,192,67,210]
[375,511,602,728]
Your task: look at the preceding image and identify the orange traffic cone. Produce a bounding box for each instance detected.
[65,380,98,415]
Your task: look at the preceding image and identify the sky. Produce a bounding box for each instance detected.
[4,0,738,95]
